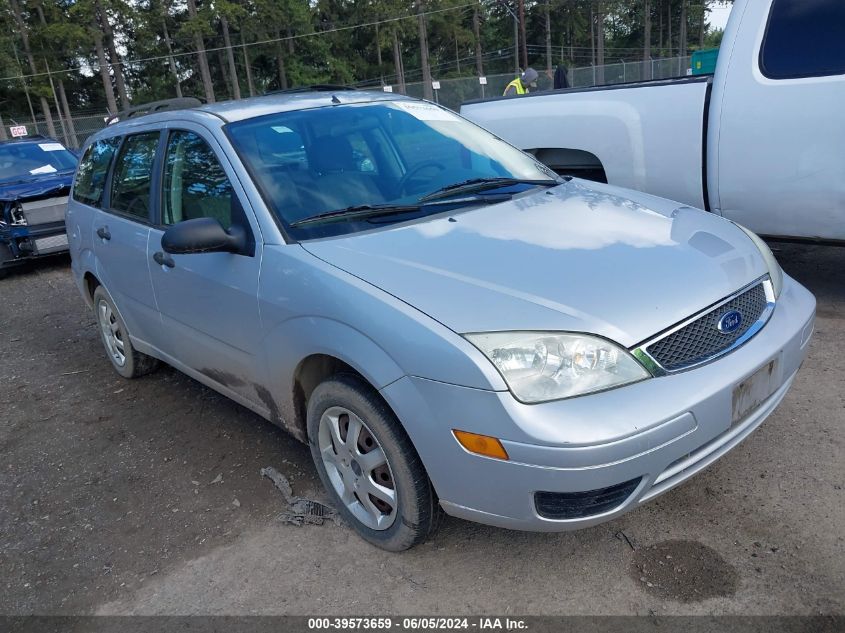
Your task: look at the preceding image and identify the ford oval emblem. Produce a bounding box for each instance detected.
[718,310,743,333]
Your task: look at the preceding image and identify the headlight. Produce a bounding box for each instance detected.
[736,224,783,298]
[465,332,651,403]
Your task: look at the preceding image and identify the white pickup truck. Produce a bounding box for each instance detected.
[461,0,845,241]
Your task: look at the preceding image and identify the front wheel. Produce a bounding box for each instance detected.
[307,374,439,551]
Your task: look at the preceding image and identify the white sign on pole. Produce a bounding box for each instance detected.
[10,125,27,138]
[383,85,393,93]
[479,76,488,85]
[432,81,441,90]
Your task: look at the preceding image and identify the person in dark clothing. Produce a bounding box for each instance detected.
[554,65,570,89]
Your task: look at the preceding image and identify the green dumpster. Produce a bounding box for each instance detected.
[691,48,719,75]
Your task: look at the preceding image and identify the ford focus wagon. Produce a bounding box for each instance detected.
[67,91,815,551]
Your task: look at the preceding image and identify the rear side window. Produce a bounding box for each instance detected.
[109,132,160,221]
[161,130,234,229]
[73,138,119,207]
[761,0,845,79]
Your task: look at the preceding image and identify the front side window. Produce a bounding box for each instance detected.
[109,132,160,220]
[761,0,845,79]
[161,130,234,229]
[227,101,556,239]
[73,138,119,207]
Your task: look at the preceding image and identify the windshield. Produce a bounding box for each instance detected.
[226,100,557,239]
[0,141,77,183]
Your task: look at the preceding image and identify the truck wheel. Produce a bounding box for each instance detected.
[307,374,439,551]
[92,286,159,378]
[0,243,12,279]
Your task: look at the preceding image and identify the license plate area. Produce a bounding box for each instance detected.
[732,357,779,425]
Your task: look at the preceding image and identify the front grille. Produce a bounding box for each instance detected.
[646,282,769,372]
[535,478,641,520]
[21,196,69,226]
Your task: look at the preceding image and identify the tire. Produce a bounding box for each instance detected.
[92,286,159,379]
[307,374,439,551]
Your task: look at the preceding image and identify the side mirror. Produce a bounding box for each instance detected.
[161,217,249,255]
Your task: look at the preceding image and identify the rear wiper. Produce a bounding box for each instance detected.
[418,177,558,202]
[290,204,422,227]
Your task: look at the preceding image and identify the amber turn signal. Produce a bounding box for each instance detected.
[452,430,509,460]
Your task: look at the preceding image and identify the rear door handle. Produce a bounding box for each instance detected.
[153,251,175,268]
[96,226,111,241]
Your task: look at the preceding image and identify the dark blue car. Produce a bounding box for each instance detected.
[0,135,78,277]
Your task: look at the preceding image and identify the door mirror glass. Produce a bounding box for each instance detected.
[161,217,247,255]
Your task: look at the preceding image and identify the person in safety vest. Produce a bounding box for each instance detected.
[503,67,538,96]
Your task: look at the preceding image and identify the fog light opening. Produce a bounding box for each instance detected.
[452,430,509,460]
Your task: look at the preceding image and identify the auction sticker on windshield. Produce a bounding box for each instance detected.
[38,142,66,152]
[393,101,459,121]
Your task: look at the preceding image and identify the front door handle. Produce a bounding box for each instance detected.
[96,226,111,241]
[153,251,175,268]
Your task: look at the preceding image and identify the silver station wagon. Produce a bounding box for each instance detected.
[67,90,816,551]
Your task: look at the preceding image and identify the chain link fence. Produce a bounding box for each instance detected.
[7,55,693,149]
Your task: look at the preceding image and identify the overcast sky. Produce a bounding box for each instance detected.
[709,1,734,31]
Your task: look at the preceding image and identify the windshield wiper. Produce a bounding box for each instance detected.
[418,177,558,202]
[290,204,423,227]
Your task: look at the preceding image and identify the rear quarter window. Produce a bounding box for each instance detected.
[73,138,120,207]
[760,0,845,79]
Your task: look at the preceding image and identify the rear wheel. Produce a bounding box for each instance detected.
[307,374,438,551]
[93,286,159,378]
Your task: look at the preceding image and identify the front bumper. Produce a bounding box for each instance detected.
[0,221,69,266]
[380,273,816,531]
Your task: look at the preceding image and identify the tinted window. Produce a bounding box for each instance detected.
[0,140,78,183]
[161,131,234,229]
[761,0,845,79]
[73,138,119,207]
[110,132,160,220]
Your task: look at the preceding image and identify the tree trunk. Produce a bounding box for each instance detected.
[679,0,688,56]
[417,0,433,100]
[667,0,673,59]
[472,4,484,77]
[658,0,664,56]
[596,2,605,84]
[392,28,406,94]
[162,16,182,98]
[92,25,118,113]
[96,0,130,109]
[186,0,215,102]
[545,0,553,78]
[375,23,383,84]
[699,0,706,48]
[274,29,288,90]
[32,1,78,144]
[221,16,241,100]
[242,36,256,96]
[56,79,77,147]
[8,0,56,136]
[44,60,69,146]
[518,0,528,70]
[643,0,652,79]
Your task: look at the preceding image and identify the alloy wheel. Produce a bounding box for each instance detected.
[318,406,398,530]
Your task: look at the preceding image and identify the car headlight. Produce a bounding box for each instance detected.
[736,224,783,298]
[465,332,651,403]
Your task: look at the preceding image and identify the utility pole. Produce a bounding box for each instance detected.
[497,1,521,74]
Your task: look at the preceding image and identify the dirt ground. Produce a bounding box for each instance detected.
[1,243,843,616]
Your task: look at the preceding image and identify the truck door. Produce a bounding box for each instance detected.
[711,0,845,240]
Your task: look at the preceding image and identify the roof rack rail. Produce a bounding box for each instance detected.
[263,84,355,96]
[106,97,203,125]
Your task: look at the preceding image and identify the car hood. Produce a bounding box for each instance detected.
[0,172,74,202]
[301,180,767,348]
